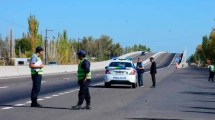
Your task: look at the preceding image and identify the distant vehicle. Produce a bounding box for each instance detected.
[104,58,138,88]
[48,61,58,65]
[141,51,146,56]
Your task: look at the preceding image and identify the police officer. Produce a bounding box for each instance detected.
[208,63,215,82]
[150,57,157,88]
[136,58,144,87]
[72,50,92,110]
[29,46,44,107]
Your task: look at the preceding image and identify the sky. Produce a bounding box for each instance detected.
[0,0,215,57]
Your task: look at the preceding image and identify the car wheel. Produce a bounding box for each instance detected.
[132,83,137,89]
[105,83,111,88]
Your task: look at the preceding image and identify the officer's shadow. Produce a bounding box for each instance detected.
[0,104,77,110]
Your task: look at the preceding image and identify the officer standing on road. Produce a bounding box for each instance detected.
[150,57,157,88]
[29,46,44,107]
[208,62,215,82]
[72,50,92,110]
[136,58,145,87]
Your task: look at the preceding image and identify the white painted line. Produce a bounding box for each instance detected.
[2,107,13,110]
[0,86,8,89]
[37,99,44,101]
[52,95,59,97]
[70,89,79,93]
[25,101,31,104]
[14,104,25,106]
[91,82,104,87]
[59,93,65,95]
[44,96,52,99]
[63,78,70,80]
[64,91,71,94]
[0,76,30,80]
[42,81,47,83]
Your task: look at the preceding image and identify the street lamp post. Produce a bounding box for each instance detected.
[44,28,53,65]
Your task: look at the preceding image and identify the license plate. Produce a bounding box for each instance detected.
[116,73,124,75]
[113,77,126,80]
[115,71,125,75]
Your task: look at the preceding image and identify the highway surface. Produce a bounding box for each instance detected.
[0,53,214,120]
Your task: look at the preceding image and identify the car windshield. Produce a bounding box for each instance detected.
[109,62,132,67]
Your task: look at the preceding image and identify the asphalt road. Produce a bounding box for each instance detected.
[0,52,155,105]
[5,53,215,120]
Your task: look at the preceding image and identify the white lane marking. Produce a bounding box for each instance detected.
[0,86,8,89]
[1,107,13,110]
[42,81,47,83]
[59,93,65,95]
[91,82,104,87]
[64,91,71,94]
[14,104,25,106]
[63,78,70,80]
[37,99,44,101]
[25,101,31,104]
[44,96,52,99]
[52,95,59,97]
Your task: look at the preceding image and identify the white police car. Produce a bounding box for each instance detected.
[104,58,138,88]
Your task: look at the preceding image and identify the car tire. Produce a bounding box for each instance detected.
[132,83,137,89]
[105,83,111,88]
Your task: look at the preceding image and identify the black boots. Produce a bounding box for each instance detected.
[31,101,42,107]
[82,105,91,110]
[72,105,82,110]
[72,105,91,110]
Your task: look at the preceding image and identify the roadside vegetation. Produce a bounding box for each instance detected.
[188,29,215,66]
[0,15,150,65]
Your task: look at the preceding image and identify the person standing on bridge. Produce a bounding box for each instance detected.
[72,50,92,110]
[208,62,215,82]
[136,58,145,87]
[150,57,157,88]
[29,46,44,107]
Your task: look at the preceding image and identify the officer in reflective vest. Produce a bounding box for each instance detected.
[72,50,92,110]
[29,46,44,107]
[209,64,215,82]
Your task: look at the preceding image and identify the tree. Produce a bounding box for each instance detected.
[28,14,39,52]
[15,34,31,58]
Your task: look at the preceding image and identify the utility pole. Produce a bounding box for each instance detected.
[9,29,13,59]
[44,28,53,65]
[77,38,83,52]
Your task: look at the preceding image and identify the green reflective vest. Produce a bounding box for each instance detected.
[31,55,43,75]
[77,59,92,80]
[210,65,215,72]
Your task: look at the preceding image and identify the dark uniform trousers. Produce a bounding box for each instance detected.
[31,73,42,103]
[78,80,91,106]
[209,71,215,81]
[151,73,156,86]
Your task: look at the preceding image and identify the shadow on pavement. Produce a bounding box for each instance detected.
[0,105,74,111]
[180,91,215,96]
[198,86,215,89]
[180,110,215,114]
[125,118,182,120]
[187,106,215,110]
[190,100,215,103]
[90,85,132,89]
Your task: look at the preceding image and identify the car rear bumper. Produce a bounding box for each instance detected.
[105,75,136,84]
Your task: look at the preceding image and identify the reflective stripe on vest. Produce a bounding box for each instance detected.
[31,55,43,75]
[77,59,91,80]
[210,65,215,72]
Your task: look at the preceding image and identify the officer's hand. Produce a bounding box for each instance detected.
[39,65,44,68]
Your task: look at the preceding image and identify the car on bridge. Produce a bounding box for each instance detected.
[104,58,138,88]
